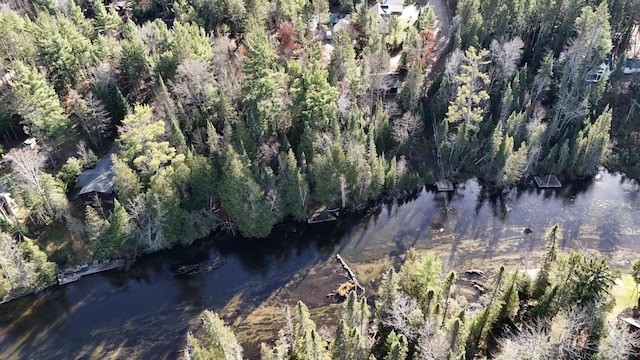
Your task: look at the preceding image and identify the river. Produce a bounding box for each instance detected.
[1,170,639,359]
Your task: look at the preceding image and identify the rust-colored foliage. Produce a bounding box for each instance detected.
[278,22,299,52]
[420,30,436,59]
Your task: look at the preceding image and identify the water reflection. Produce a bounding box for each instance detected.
[1,171,640,359]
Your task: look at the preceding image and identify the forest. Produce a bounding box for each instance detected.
[0,0,638,316]
[185,227,640,359]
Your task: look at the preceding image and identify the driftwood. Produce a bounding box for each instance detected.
[334,254,365,297]
[174,252,226,276]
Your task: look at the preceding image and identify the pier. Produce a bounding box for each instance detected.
[534,175,562,188]
[57,259,126,285]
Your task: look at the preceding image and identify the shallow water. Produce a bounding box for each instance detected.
[1,170,639,359]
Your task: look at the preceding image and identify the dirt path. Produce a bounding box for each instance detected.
[425,0,455,87]
[428,0,453,43]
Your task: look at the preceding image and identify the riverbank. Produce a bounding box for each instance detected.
[2,170,640,359]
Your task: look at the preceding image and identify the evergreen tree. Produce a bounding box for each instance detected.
[120,21,151,93]
[111,155,144,208]
[117,104,179,175]
[328,30,356,86]
[278,149,307,220]
[397,64,423,113]
[9,61,71,156]
[444,47,490,163]
[384,331,408,360]
[218,145,277,237]
[185,310,243,359]
[532,224,560,299]
[293,300,327,360]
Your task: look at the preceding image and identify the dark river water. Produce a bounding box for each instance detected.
[1,170,640,359]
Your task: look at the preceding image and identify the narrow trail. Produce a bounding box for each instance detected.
[424,0,455,87]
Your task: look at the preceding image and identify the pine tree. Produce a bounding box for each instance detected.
[111,155,143,207]
[293,301,327,360]
[532,224,560,299]
[31,12,95,93]
[384,332,408,360]
[445,47,490,162]
[9,61,71,156]
[441,270,457,326]
[105,200,132,256]
[398,64,423,113]
[218,145,277,237]
[93,0,122,36]
[279,149,307,220]
[85,205,109,258]
[185,310,243,359]
[328,30,356,86]
[117,104,179,175]
[120,21,151,93]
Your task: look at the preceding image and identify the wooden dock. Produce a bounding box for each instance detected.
[534,175,562,188]
[436,180,454,192]
[57,259,126,285]
[308,208,340,224]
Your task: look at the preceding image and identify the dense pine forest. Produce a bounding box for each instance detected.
[0,0,639,341]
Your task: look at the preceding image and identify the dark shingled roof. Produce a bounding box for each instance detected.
[76,157,116,195]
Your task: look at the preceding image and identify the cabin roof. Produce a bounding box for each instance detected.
[626,58,640,69]
[76,157,116,195]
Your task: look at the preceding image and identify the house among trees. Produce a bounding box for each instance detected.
[369,3,392,34]
[585,54,613,83]
[326,15,352,40]
[75,157,116,210]
[0,177,19,224]
[382,0,405,14]
[623,58,640,74]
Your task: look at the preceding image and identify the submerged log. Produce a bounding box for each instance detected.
[335,254,365,296]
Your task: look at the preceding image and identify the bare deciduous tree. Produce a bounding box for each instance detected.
[494,324,551,360]
[87,62,118,98]
[597,326,640,360]
[171,59,216,111]
[129,195,169,252]
[381,292,424,341]
[393,112,424,145]
[67,90,111,149]
[489,37,525,87]
[5,146,54,218]
[417,328,449,360]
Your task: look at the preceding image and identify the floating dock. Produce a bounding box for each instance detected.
[534,175,562,188]
[57,259,126,285]
[436,180,454,192]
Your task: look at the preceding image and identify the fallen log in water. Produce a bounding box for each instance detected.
[334,254,365,297]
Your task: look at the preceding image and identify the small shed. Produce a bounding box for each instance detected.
[22,137,37,149]
[75,157,116,210]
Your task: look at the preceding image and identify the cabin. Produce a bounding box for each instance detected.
[370,72,402,94]
[326,16,352,40]
[370,3,391,34]
[623,58,640,74]
[75,157,116,210]
[382,0,405,14]
[585,54,613,83]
